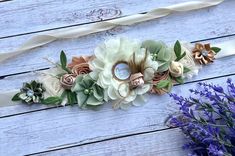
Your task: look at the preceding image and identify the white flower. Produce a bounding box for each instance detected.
[39,68,67,106]
[178,42,201,79]
[90,38,158,108]
[169,61,184,77]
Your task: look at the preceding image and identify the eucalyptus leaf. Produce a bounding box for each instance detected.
[156,80,170,89]
[174,40,181,58]
[42,96,62,105]
[211,47,221,53]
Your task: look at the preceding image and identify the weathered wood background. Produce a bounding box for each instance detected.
[0,0,235,155]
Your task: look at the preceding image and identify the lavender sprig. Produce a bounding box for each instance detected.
[168,78,235,156]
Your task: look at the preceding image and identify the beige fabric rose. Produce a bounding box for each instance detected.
[169,61,184,77]
[68,56,93,75]
[60,74,76,90]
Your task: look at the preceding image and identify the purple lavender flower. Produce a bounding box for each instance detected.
[168,78,235,156]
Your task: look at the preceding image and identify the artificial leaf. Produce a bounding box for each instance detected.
[60,50,67,70]
[183,66,191,73]
[67,91,77,105]
[157,61,170,72]
[175,77,184,84]
[211,47,221,53]
[175,51,186,61]
[12,93,21,101]
[156,80,170,89]
[42,96,62,105]
[174,40,181,58]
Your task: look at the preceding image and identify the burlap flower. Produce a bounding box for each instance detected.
[68,56,93,75]
[192,43,215,65]
[60,74,76,90]
[150,70,170,95]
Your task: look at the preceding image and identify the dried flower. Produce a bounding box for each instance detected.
[60,74,76,90]
[168,79,235,156]
[151,70,170,94]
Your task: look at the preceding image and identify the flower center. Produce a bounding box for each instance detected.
[201,50,208,57]
[26,90,34,97]
[112,62,131,81]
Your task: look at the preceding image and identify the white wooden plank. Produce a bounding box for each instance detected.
[0,0,235,76]
[0,0,188,38]
[0,75,233,155]
[34,128,188,156]
[0,36,234,117]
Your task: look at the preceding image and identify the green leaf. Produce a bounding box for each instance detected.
[156,80,170,89]
[211,47,221,53]
[175,77,184,84]
[12,93,21,101]
[42,96,62,105]
[183,66,191,73]
[157,61,170,72]
[60,50,67,70]
[174,40,181,58]
[175,51,186,61]
[67,91,77,105]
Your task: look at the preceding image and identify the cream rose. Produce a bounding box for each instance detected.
[60,74,76,90]
[169,61,184,77]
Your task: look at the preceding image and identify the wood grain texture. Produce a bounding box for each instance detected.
[0,0,235,76]
[0,0,188,38]
[0,75,234,155]
[0,35,234,117]
[33,128,188,156]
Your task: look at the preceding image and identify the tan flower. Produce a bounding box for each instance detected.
[169,61,184,77]
[67,56,94,75]
[60,74,76,90]
[192,43,215,65]
[71,63,91,75]
[130,73,145,89]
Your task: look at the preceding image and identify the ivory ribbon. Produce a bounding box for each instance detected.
[0,0,224,63]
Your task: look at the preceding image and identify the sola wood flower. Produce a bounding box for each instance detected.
[192,43,215,65]
[67,56,93,75]
[60,74,76,90]
[71,74,107,108]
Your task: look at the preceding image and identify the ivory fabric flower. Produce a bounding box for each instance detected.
[39,68,68,105]
[90,38,158,108]
[169,61,184,77]
[177,42,201,79]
